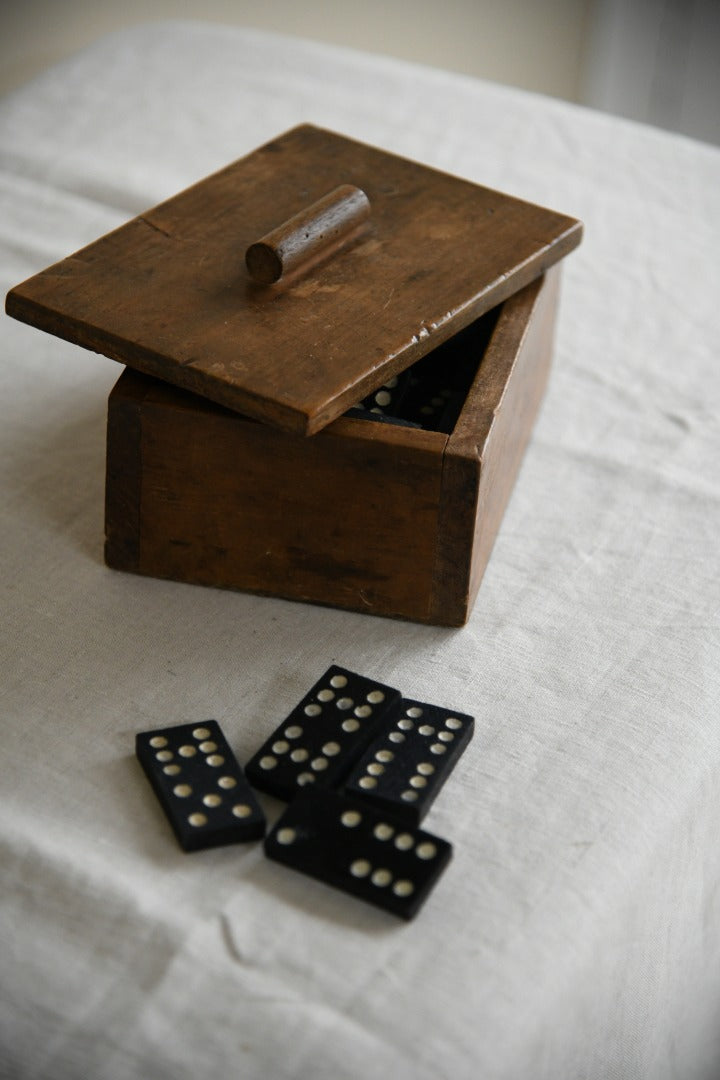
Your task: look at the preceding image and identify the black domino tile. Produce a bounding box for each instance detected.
[264,788,452,919]
[358,369,414,418]
[136,720,265,851]
[245,666,401,802]
[344,699,474,825]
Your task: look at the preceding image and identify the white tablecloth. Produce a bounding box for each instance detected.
[1,21,719,1080]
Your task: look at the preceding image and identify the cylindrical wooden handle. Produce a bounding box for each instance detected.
[245,184,371,284]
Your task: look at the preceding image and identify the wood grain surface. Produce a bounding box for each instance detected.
[9,124,581,436]
[107,373,448,621]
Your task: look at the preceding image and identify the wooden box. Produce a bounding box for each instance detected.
[6,125,581,626]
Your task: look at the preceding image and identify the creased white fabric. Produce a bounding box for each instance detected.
[1,21,719,1080]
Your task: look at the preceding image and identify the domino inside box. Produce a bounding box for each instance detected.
[6,124,581,625]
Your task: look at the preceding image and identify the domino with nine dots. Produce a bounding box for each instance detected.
[136,720,265,851]
[344,699,474,825]
[245,666,401,801]
[264,788,452,919]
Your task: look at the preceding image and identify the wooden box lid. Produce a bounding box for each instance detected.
[6,124,582,435]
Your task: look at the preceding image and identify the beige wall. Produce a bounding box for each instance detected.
[1,0,592,101]
[1,0,718,145]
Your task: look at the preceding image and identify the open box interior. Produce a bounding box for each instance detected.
[345,306,501,436]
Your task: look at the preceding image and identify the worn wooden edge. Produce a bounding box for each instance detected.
[429,267,560,625]
[104,368,151,571]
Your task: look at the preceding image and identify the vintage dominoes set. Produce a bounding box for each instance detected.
[6,125,580,914]
[136,666,473,919]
